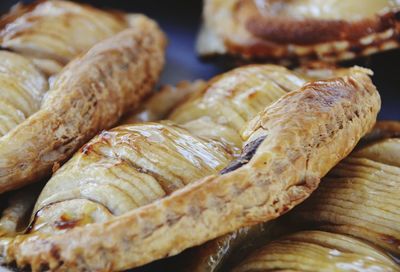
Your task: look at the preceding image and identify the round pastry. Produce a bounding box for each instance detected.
[198,0,400,65]
[0,65,380,271]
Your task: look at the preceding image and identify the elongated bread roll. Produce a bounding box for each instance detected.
[0,66,380,271]
[0,16,166,193]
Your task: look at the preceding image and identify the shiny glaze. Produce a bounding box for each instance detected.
[0,0,127,75]
[233,231,399,272]
[28,65,307,234]
[170,65,307,148]
[31,122,233,234]
[0,51,47,137]
[295,138,400,255]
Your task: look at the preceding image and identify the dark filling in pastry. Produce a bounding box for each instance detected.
[220,135,266,174]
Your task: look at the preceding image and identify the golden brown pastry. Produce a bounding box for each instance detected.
[294,133,400,255]
[0,65,380,271]
[0,51,48,137]
[122,80,208,124]
[198,0,400,64]
[186,121,400,272]
[232,231,399,272]
[0,15,166,194]
[0,0,131,76]
[27,65,307,235]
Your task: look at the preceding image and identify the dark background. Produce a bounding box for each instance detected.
[0,0,399,120]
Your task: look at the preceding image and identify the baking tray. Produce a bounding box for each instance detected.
[0,1,399,271]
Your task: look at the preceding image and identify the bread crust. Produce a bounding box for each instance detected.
[1,68,380,271]
[198,0,400,64]
[0,16,166,193]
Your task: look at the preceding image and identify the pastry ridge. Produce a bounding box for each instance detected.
[0,68,380,271]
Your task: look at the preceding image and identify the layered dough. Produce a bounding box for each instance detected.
[30,65,307,235]
[232,124,400,271]
[0,51,48,137]
[198,0,400,64]
[295,135,400,255]
[186,121,400,272]
[0,0,130,76]
[0,65,380,271]
[0,0,167,194]
[233,231,399,271]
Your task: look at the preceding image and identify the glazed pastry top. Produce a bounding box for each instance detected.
[198,0,400,62]
[0,65,380,271]
[0,51,47,137]
[29,65,306,235]
[0,0,128,75]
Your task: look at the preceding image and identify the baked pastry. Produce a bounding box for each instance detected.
[0,51,48,137]
[0,65,380,271]
[198,0,400,64]
[122,80,207,124]
[184,121,400,272]
[232,231,399,271]
[294,126,400,255]
[0,14,166,193]
[0,0,134,76]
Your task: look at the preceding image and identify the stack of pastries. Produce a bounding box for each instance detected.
[0,1,398,271]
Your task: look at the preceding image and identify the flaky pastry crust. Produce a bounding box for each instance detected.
[0,15,166,193]
[0,67,380,271]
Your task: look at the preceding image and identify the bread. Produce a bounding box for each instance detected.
[198,0,400,64]
[0,65,380,271]
[0,15,166,194]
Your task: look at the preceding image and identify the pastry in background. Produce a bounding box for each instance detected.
[198,0,400,65]
[0,0,136,76]
[122,80,207,124]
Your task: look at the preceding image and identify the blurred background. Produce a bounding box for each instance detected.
[0,0,399,120]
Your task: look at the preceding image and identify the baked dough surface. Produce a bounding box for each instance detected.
[0,66,380,271]
[0,15,166,193]
[198,0,400,64]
